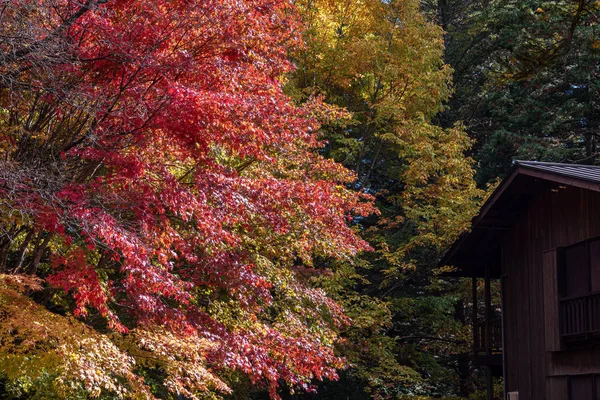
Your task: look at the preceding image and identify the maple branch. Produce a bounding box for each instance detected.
[13,228,34,273]
[11,0,110,61]
[235,158,257,173]
[29,232,54,273]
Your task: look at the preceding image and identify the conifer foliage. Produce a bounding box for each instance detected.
[0,1,373,398]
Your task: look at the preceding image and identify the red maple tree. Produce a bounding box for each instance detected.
[0,0,372,397]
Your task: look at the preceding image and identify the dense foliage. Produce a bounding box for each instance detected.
[285,0,600,397]
[285,0,483,397]
[1,0,595,398]
[0,1,374,398]
[427,0,600,184]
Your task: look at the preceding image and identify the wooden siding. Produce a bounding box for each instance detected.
[542,249,560,352]
[502,185,600,400]
[546,376,568,400]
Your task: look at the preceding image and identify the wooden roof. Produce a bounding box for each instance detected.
[441,161,600,277]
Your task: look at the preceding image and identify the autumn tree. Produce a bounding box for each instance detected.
[287,0,483,397]
[0,0,374,398]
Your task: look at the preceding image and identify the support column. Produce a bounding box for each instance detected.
[485,365,494,400]
[472,276,478,352]
[484,264,493,400]
[485,264,492,356]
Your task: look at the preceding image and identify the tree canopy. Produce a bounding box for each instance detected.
[0,0,373,398]
[285,0,483,397]
[1,0,595,399]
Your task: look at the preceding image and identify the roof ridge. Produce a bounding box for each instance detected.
[515,160,600,169]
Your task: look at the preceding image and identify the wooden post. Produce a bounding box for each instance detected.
[486,365,494,400]
[501,274,508,398]
[484,264,493,400]
[500,247,507,398]
[485,263,492,356]
[472,276,479,352]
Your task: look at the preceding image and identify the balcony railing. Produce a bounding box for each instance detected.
[474,317,502,354]
[560,291,600,339]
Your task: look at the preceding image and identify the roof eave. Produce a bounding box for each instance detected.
[439,162,600,272]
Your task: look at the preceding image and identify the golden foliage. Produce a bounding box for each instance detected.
[0,275,227,399]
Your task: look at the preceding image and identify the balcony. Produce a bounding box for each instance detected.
[470,273,503,370]
[472,316,503,368]
[474,317,503,354]
[560,291,600,344]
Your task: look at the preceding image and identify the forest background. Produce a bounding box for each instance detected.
[0,0,597,399]
[284,0,599,398]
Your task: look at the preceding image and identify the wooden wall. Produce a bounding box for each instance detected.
[502,184,600,400]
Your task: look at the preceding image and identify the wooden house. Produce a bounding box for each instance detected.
[442,161,600,400]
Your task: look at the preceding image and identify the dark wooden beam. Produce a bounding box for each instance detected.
[485,264,492,357]
[484,263,493,400]
[486,366,494,400]
[473,276,479,353]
